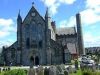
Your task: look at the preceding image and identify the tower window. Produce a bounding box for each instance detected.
[39,41,42,48]
[26,38,30,48]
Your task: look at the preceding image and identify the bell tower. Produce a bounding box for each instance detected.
[76,13,85,56]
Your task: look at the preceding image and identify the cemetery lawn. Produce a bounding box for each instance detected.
[70,69,82,75]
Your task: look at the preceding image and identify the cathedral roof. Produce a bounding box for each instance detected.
[56,27,76,35]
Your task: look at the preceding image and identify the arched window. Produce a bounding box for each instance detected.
[26,38,30,48]
[39,41,42,48]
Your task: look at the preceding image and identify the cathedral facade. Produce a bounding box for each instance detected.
[2,5,83,66]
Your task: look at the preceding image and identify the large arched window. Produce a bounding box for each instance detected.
[26,38,30,48]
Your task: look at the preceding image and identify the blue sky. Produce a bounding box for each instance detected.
[0,0,100,48]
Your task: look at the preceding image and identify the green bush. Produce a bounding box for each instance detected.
[0,69,27,75]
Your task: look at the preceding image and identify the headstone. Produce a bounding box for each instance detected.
[64,70,69,75]
[2,68,5,71]
[44,67,49,75]
[28,68,35,75]
[36,66,44,75]
[8,67,10,71]
[67,66,73,73]
[56,65,65,75]
[49,66,57,75]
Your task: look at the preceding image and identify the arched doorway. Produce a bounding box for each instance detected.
[35,56,39,65]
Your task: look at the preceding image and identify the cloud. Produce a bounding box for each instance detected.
[79,0,100,25]
[0,31,10,38]
[59,0,100,27]
[86,0,100,9]
[59,0,76,4]
[84,32,100,47]
[41,0,76,15]
[0,18,14,26]
[80,9,100,25]
[59,16,76,27]
[0,18,16,38]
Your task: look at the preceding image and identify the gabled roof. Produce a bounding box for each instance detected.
[56,27,76,35]
[22,5,45,24]
[6,41,18,50]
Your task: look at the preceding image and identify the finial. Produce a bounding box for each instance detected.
[18,9,20,15]
[32,2,34,6]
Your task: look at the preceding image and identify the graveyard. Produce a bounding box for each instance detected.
[0,64,100,75]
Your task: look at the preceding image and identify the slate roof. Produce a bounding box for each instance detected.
[56,27,76,35]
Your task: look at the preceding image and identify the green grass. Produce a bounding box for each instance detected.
[70,69,100,75]
[70,69,82,75]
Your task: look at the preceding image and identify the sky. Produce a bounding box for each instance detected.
[0,0,100,48]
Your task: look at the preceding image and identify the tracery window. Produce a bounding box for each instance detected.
[26,38,30,48]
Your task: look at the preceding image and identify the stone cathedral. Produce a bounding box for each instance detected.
[3,4,84,66]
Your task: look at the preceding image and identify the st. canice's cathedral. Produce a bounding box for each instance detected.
[2,4,85,66]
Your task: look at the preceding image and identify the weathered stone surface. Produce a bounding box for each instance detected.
[64,70,69,75]
[36,66,44,75]
[49,66,57,75]
[56,65,65,75]
[67,66,73,73]
[28,68,35,75]
[44,67,49,75]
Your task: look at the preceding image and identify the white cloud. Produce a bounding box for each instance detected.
[80,0,100,25]
[86,0,100,9]
[0,18,14,26]
[41,0,76,15]
[59,0,76,4]
[81,9,100,25]
[0,18,16,48]
[59,16,76,27]
[83,32,100,47]
[0,31,10,38]
[0,18,16,38]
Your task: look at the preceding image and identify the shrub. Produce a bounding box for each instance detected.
[0,69,27,75]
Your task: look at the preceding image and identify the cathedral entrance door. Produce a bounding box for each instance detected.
[35,56,39,65]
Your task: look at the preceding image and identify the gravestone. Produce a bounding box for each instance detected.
[56,65,65,75]
[49,66,57,75]
[36,66,44,75]
[28,68,35,75]
[44,67,49,75]
[64,70,69,75]
[67,66,73,73]
[8,67,10,71]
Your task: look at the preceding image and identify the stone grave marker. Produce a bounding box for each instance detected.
[44,67,49,75]
[28,68,35,75]
[36,66,44,75]
[56,65,65,75]
[49,66,57,75]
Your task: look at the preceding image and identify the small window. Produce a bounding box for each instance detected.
[39,41,42,48]
[26,38,30,48]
